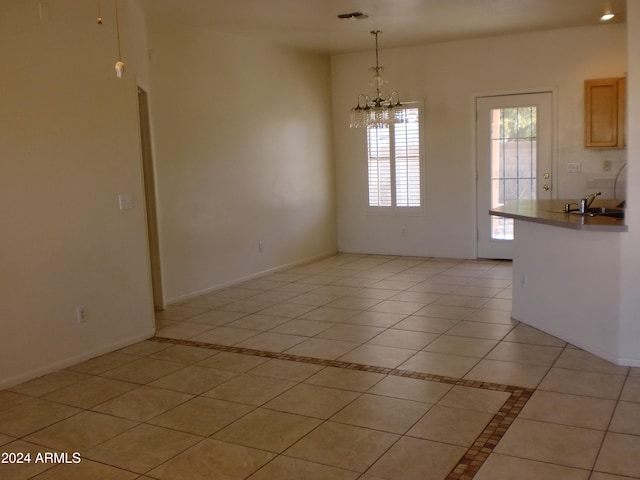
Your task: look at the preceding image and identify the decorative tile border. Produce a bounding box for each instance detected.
[152,336,534,479]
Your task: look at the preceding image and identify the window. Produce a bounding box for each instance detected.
[367,105,423,212]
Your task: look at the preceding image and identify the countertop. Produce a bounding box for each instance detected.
[490,199,627,232]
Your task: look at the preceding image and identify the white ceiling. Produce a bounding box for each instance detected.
[135,0,627,55]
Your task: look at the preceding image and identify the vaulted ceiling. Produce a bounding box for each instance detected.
[135,0,626,54]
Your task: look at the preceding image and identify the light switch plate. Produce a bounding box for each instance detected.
[566,162,581,173]
[118,193,133,210]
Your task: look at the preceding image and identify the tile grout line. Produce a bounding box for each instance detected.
[151,335,535,479]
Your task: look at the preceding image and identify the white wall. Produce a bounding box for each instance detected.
[332,24,627,258]
[0,0,155,387]
[618,0,640,364]
[147,25,337,303]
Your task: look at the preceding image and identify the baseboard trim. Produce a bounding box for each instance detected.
[164,249,338,306]
[0,329,156,390]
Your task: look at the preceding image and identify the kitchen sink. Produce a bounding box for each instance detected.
[571,207,625,218]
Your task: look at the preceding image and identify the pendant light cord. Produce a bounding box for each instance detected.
[115,0,122,60]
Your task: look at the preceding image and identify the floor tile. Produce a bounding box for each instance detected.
[248,358,324,382]
[92,385,193,421]
[148,397,253,436]
[465,308,515,324]
[29,459,139,480]
[367,436,466,480]
[264,383,359,419]
[408,404,493,446]
[213,408,321,452]
[187,309,247,326]
[299,307,359,323]
[485,341,563,365]
[85,424,201,474]
[285,421,399,472]
[609,400,640,435]
[595,432,640,478]
[148,365,237,394]
[0,398,80,437]
[393,315,459,333]
[304,367,385,392]
[100,357,185,384]
[259,302,318,318]
[538,367,626,399]
[444,320,514,340]
[226,313,291,331]
[415,304,475,320]
[554,348,630,375]
[203,373,296,406]
[367,328,439,350]
[65,352,137,375]
[43,376,138,409]
[339,344,416,369]
[367,375,452,403]
[494,418,604,469]
[247,456,359,480]
[270,319,334,336]
[345,311,406,327]
[9,371,89,397]
[0,391,29,412]
[423,335,498,358]
[0,440,61,479]
[285,338,359,360]
[474,453,590,480]
[316,324,385,343]
[399,351,478,378]
[191,326,260,346]
[437,385,511,414]
[197,351,269,372]
[502,324,567,347]
[369,300,425,315]
[24,410,137,451]
[464,359,549,388]
[331,393,429,434]
[234,332,307,352]
[149,345,217,364]
[150,438,275,480]
[519,390,616,430]
[155,322,215,340]
[621,375,640,402]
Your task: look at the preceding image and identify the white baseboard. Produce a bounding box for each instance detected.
[0,329,156,390]
[165,249,338,306]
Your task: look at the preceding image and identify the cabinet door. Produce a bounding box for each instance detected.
[584,77,625,148]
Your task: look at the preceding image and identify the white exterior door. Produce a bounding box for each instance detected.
[476,92,553,259]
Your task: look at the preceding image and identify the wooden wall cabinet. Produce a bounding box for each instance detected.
[584,76,626,149]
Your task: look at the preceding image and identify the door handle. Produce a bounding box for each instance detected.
[543,184,551,191]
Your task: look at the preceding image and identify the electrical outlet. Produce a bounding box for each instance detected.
[603,160,612,172]
[76,305,87,323]
[566,162,581,173]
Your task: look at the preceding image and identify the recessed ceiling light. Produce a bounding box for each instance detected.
[337,12,369,20]
[600,12,615,21]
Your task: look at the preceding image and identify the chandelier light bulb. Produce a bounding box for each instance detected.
[115,61,125,78]
[600,12,614,21]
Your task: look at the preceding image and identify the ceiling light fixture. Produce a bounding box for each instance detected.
[350,30,405,128]
[600,1,615,21]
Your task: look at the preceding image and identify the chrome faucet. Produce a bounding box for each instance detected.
[579,191,601,213]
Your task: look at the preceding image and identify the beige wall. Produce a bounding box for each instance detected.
[332,24,627,258]
[147,24,337,303]
[0,0,154,387]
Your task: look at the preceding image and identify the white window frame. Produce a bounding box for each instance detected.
[365,101,425,215]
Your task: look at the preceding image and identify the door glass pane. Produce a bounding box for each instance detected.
[490,106,537,240]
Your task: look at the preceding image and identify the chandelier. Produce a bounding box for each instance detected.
[350,30,406,128]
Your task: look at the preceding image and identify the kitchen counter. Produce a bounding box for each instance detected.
[490,199,627,231]
[494,198,631,365]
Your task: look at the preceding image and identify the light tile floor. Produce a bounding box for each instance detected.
[1,253,639,479]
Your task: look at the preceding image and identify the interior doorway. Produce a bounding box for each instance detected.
[476,92,554,259]
[137,87,164,310]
